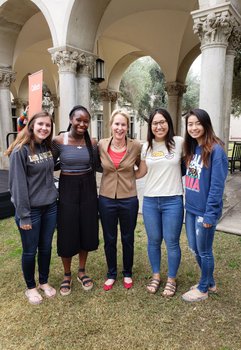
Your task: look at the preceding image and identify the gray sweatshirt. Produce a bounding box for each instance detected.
[9,143,58,226]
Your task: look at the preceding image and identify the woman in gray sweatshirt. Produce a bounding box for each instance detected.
[6,111,58,305]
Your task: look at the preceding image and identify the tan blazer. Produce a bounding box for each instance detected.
[98,137,141,199]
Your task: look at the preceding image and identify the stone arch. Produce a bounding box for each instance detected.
[107,51,145,91]
[66,0,111,51]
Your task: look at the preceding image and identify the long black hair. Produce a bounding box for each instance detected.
[147,108,175,152]
[68,105,96,170]
[184,108,223,167]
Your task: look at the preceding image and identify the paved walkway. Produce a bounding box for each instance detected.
[97,171,241,236]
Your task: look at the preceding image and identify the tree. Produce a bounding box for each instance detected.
[119,57,167,121]
[182,72,200,115]
[232,49,241,116]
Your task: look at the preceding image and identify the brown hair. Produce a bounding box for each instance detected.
[5,111,54,156]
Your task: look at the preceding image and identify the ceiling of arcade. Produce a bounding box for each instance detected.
[0,0,202,99]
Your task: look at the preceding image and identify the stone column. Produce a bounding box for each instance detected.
[50,49,79,132]
[100,89,113,138]
[165,82,187,135]
[223,25,241,152]
[192,5,240,138]
[110,91,119,112]
[0,68,16,169]
[76,53,96,111]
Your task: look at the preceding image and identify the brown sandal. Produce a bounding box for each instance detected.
[146,278,161,294]
[162,281,177,297]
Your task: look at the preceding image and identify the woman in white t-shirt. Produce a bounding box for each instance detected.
[136,108,184,297]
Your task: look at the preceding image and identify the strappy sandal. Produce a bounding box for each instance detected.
[162,281,177,297]
[60,272,72,296]
[77,268,93,291]
[146,278,161,294]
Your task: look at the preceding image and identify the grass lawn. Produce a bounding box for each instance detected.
[0,215,241,350]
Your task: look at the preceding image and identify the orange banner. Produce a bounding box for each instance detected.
[28,70,43,118]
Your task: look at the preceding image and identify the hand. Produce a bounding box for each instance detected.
[20,224,32,230]
[203,223,212,228]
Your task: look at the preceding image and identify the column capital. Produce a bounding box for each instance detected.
[49,46,97,74]
[227,23,241,52]
[77,52,96,76]
[50,49,79,73]
[165,82,187,97]
[0,67,16,88]
[100,89,119,102]
[192,4,241,49]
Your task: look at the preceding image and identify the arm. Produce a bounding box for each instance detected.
[52,138,61,170]
[135,160,148,179]
[9,147,32,229]
[203,148,228,226]
[92,139,102,172]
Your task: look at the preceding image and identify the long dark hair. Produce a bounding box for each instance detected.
[68,105,95,170]
[147,108,175,152]
[5,111,53,156]
[184,108,224,167]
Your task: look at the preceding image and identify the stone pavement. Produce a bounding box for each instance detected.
[96,171,241,236]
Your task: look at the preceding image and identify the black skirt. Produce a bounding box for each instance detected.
[57,172,99,257]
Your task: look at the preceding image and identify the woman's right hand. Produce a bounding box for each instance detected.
[20,224,32,230]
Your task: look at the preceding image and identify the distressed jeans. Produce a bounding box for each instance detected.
[143,195,184,278]
[185,211,216,293]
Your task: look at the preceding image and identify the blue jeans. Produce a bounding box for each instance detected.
[99,195,139,279]
[143,196,183,278]
[16,202,57,289]
[185,211,216,293]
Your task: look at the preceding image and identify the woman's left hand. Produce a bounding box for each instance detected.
[203,223,212,228]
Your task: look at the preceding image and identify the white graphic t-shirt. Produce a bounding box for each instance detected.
[141,136,184,197]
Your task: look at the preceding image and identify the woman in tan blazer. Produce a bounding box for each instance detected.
[98,109,141,291]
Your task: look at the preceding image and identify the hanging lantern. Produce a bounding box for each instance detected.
[92,58,105,83]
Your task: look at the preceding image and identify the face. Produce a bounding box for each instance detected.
[187,114,205,144]
[151,113,169,142]
[70,110,90,136]
[111,114,128,141]
[33,116,52,143]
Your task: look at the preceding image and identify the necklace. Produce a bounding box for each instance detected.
[112,141,126,150]
[68,131,85,149]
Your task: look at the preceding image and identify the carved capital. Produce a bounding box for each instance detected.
[77,52,96,75]
[49,46,97,75]
[193,9,240,48]
[100,89,119,102]
[165,82,187,97]
[51,50,79,73]
[0,68,16,88]
[228,22,241,51]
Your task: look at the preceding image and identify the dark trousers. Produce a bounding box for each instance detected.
[16,202,57,289]
[99,195,139,279]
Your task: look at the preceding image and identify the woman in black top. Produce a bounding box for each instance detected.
[52,105,99,296]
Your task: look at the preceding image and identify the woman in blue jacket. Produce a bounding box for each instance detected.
[182,108,228,302]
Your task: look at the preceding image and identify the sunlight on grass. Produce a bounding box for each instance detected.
[0,216,241,350]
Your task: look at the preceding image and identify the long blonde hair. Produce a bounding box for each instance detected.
[5,111,54,156]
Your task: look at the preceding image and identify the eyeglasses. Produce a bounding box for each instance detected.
[151,120,167,127]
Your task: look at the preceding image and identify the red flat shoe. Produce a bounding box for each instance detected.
[123,277,133,289]
[103,279,115,291]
